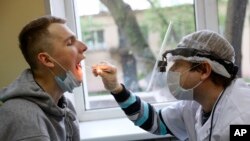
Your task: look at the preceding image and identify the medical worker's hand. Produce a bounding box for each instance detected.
[92,62,123,94]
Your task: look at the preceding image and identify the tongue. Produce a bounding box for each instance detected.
[76,64,83,75]
[75,64,83,79]
[76,64,82,70]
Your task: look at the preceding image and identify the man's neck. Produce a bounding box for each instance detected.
[33,70,63,104]
[194,81,224,113]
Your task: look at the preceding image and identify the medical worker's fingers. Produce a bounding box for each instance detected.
[92,62,116,75]
[92,62,121,93]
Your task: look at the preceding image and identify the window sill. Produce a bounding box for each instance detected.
[79,117,171,141]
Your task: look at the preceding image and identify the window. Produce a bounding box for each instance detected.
[73,0,197,120]
[217,0,250,82]
[84,30,105,50]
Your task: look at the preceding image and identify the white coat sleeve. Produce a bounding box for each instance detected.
[161,101,199,141]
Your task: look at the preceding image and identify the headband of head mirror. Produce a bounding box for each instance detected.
[157,30,238,78]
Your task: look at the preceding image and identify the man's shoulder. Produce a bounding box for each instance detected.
[0,98,51,140]
[0,98,45,119]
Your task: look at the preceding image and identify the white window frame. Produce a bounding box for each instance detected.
[195,0,219,32]
[45,0,219,122]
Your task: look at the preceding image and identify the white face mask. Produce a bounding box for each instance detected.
[54,71,81,93]
[166,70,202,100]
[48,55,81,93]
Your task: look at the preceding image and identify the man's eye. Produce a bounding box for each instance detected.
[67,40,73,46]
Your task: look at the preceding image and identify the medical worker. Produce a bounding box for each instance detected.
[92,30,250,141]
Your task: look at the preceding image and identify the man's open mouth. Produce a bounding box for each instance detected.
[76,63,82,70]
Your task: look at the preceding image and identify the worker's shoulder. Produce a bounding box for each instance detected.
[229,79,250,102]
[220,79,250,123]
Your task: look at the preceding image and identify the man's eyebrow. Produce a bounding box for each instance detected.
[64,35,76,43]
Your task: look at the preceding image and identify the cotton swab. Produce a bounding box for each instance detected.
[84,64,103,74]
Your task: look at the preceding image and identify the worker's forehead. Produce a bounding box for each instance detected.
[169,60,191,70]
[172,60,191,66]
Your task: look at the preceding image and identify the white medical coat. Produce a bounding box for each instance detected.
[161,78,250,141]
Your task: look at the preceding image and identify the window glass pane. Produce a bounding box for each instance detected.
[76,0,196,110]
[217,0,250,81]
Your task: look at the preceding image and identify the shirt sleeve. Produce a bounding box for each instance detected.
[111,84,172,135]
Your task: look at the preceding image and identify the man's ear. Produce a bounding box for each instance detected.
[200,62,212,81]
[37,52,55,68]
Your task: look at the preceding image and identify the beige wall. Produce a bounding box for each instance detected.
[0,0,46,88]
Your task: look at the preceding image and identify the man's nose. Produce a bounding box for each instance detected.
[76,40,88,53]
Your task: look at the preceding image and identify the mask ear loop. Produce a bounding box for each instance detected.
[47,64,67,82]
[46,54,69,79]
[48,53,69,71]
[178,62,202,90]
